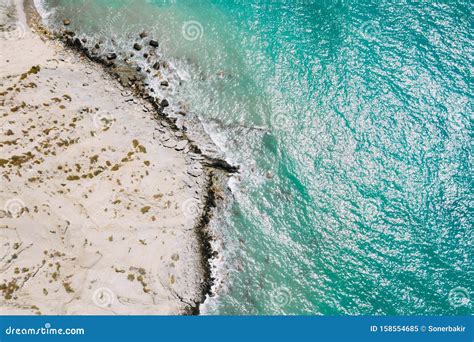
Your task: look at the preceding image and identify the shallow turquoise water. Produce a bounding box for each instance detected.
[39,0,473,315]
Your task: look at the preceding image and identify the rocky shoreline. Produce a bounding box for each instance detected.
[25,0,239,315]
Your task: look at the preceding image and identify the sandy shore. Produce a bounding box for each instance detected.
[0,0,212,315]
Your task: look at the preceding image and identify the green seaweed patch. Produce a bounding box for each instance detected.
[62,282,75,293]
[0,139,19,147]
[0,152,35,168]
[19,66,40,81]
[10,102,26,112]
[132,140,147,153]
[57,138,79,147]
[0,279,20,300]
[43,127,55,135]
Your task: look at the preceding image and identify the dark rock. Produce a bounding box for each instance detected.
[188,168,203,177]
[136,66,142,72]
[73,38,82,48]
[149,40,159,48]
[94,43,100,49]
[152,62,160,70]
[143,53,148,58]
[107,53,117,60]
[175,140,188,151]
[203,157,239,173]
[160,99,169,107]
[63,19,71,26]
[133,43,142,51]
[81,38,87,43]
[139,31,148,38]
[160,80,169,87]
[64,30,75,37]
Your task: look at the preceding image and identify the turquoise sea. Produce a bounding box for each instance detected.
[36,0,473,315]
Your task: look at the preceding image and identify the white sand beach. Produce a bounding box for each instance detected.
[0,0,210,315]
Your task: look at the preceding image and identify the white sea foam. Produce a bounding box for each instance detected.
[33,0,53,19]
